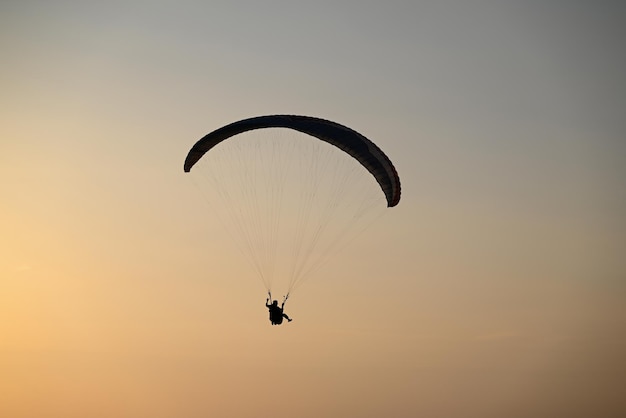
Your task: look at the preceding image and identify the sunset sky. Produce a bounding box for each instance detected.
[1,1,625,417]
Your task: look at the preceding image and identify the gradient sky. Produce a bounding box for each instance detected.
[1,1,625,417]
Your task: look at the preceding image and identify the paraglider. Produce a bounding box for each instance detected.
[184,115,400,324]
[265,293,292,325]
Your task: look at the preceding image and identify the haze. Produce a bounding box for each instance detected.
[1,1,625,417]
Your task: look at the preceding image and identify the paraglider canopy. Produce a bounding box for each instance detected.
[184,115,401,207]
[184,114,401,299]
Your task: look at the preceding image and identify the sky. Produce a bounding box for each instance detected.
[1,1,625,417]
